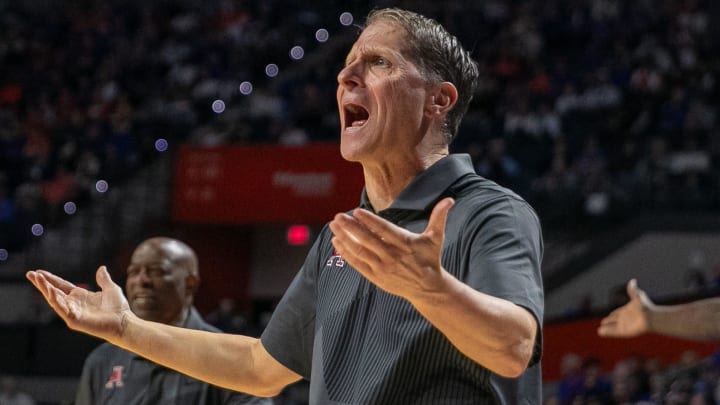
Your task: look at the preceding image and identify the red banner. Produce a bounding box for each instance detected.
[171,143,365,224]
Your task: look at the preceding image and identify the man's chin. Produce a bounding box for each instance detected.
[129,305,158,321]
[339,143,366,163]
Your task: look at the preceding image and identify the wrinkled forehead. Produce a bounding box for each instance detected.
[347,21,409,59]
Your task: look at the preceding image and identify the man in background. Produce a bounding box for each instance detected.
[0,375,36,405]
[75,237,269,404]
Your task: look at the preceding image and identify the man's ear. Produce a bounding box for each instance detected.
[186,273,200,296]
[425,82,458,118]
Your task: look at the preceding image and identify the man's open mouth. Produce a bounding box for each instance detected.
[344,103,369,128]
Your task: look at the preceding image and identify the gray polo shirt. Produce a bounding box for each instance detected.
[262,154,544,404]
[75,307,270,405]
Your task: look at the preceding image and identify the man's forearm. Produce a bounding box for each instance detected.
[114,313,292,397]
[647,298,720,341]
[408,271,537,378]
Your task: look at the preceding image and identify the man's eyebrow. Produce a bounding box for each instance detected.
[346,45,387,64]
[344,48,359,66]
[127,261,167,268]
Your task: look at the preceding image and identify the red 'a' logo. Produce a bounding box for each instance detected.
[105,365,124,389]
[325,249,345,267]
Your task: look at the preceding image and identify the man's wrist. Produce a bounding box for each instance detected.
[642,303,659,334]
[116,309,135,342]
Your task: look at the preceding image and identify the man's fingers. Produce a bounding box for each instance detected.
[35,270,77,292]
[29,272,71,318]
[27,271,50,299]
[330,227,380,266]
[331,212,410,257]
[331,236,374,275]
[351,209,412,249]
[49,281,71,316]
[599,314,613,326]
[597,322,611,336]
[598,324,616,337]
[598,313,621,336]
[28,272,58,303]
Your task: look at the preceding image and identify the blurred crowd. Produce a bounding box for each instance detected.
[1,0,719,255]
[0,0,344,255]
[547,351,720,405]
[441,0,719,228]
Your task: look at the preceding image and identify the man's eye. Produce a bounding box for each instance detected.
[148,268,167,277]
[372,57,388,66]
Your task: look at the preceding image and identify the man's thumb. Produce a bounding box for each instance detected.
[96,266,114,290]
[627,278,639,299]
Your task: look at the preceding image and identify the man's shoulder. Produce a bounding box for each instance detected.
[452,174,534,212]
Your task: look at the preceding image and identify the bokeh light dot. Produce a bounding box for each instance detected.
[315,28,329,42]
[64,201,77,215]
[0,249,7,261]
[265,64,279,78]
[155,138,169,152]
[290,46,305,60]
[212,99,226,114]
[31,224,44,236]
[239,81,253,95]
[339,12,354,26]
[96,180,109,193]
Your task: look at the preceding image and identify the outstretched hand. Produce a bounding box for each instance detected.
[328,197,454,300]
[26,266,131,342]
[598,279,653,338]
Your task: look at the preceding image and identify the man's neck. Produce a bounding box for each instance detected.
[362,151,448,212]
[172,306,191,327]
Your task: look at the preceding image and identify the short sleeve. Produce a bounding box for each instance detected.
[463,197,544,365]
[260,230,327,379]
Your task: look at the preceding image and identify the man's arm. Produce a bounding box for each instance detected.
[27,268,302,396]
[598,279,720,341]
[328,197,538,378]
[408,271,537,378]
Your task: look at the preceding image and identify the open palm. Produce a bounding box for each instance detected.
[27,266,131,342]
[328,197,454,300]
[598,279,652,338]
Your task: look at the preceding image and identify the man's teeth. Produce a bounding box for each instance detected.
[352,120,367,127]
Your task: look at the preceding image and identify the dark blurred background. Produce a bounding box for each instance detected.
[1,0,719,403]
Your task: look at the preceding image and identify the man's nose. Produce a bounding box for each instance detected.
[337,63,362,90]
[133,268,153,284]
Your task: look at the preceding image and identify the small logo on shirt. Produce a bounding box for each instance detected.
[105,365,125,389]
[325,249,345,267]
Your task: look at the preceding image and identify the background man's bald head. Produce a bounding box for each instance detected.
[134,237,199,278]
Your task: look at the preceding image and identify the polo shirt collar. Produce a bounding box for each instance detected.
[359,154,475,214]
[183,307,205,329]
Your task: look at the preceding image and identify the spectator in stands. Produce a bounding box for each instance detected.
[28,8,543,403]
[74,237,268,404]
[599,279,720,340]
[2,0,720,256]
[474,136,524,192]
[577,357,612,404]
[0,375,36,405]
[206,297,250,335]
[556,353,585,404]
[0,182,14,247]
